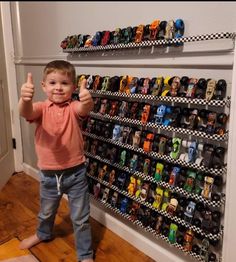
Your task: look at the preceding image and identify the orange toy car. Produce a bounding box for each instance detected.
[143,133,154,152]
[135,24,145,43]
[149,20,160,40]
[141,104,151,124]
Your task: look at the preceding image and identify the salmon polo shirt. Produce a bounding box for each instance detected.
[28,99,86,170]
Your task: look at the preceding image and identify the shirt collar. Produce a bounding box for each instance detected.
[45,99,72,108]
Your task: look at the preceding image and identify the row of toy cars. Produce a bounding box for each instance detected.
[76,74,227,101]
[85,142,223,202]
[61,19,184,49]
[88,159,222,232]
[83,118,226,171]
[88,170,218,260]
[88,97,228,136]
[85,138,223,203]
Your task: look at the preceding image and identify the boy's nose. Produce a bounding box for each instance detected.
[55,84,63,90]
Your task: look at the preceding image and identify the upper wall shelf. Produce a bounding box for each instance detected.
[62,32,235,53]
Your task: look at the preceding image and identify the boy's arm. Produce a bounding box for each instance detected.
[77,79,94,117]
[18,98,34,119]
[18,73,42,120]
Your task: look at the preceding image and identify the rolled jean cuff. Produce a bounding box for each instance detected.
[36,230,53,241]
[78,253,94,261]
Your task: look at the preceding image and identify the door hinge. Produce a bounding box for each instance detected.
[12,138,16,149]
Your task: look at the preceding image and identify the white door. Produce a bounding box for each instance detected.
[0,8,15,191]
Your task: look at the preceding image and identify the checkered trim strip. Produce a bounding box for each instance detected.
[89,192,220,261]
[86,156,223,240]
[89,112,228,143]
[90,90,230,108]
[84,130,227,177]
[85,149,225,210]
[63,32,235,53]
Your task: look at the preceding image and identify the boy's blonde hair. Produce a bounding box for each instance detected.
[43,60,76,85]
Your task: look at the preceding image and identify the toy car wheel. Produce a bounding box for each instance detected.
[192,244,200,254]
[209,238,220,247]
[176,210,184,219]
[208,252,217,261]
[196,202,205,212]
[193,218,201,227]
[211,193,220,202]
[176,235,184,245]
[162,227,169,237]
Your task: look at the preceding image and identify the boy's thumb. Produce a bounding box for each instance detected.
[80,79,87,91]
[27,72,33,85]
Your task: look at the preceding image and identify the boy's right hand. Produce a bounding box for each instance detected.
[21,73,34,102]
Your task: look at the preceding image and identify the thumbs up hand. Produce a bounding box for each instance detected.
[78,79,94,116]
[21,73,35,102]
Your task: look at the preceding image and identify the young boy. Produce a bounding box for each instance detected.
[18,60,94,262]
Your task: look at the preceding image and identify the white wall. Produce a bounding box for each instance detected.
[8,1,236,262]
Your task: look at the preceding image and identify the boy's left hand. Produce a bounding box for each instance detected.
[78,79,94,114]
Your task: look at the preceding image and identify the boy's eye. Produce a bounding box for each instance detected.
[49,81,56,85]
[62,81,69,85]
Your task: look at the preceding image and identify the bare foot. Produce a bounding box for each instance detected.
[19,234,42,249]
[81,260,94,262]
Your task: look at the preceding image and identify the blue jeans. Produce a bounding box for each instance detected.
[37,163,93,261]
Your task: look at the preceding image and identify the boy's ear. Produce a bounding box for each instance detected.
[41,81,46,92]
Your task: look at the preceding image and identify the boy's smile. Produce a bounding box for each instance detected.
[42,71,75,104]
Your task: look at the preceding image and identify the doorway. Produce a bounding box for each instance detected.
[0,7,15,191]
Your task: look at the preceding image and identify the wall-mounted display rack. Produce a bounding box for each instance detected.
[66,32,236,262]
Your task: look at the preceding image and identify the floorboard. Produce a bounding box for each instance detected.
[0,173,156,262]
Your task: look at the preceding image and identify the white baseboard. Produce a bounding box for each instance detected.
[22,163,195,262]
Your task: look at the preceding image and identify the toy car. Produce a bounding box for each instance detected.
[201,176,214,199]
[127,176,137,196]
[98,164,108,180]
[168,166,181,186]
[183,171,196,193]
[110,191,119,207]
[154,162,164,181]
[143,158,151,175]
[119,150,127,167]
[153,187,163,209]
[170,137,182,160]
[139,182,150,201]
[141,104,151,124]
[120,197,129,213]
[149,19,160,40]
[205,79,216,101]
[101,187,110,203]
[135,24,145,43]
[199,238,210,261]
[108,169,116,186]
[183,229,194,251]
[143,133,154,152]
[166,198,178,216]
[151,76,164,96]
[168,223,178,244]
[184,201,196,224]
[186,78,198,99]
[116,173,127,190]
[129,154,138,172]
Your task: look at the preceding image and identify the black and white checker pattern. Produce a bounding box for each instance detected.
[90,90,230,108]
[86,156,223,240]
[63,31,235,53]
[89,192,220,261]
[89,112,228,143]
[83,131,226,182]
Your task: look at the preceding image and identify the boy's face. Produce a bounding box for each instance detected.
[42,70,75,104]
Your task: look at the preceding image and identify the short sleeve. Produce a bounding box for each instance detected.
[70,100,88,121]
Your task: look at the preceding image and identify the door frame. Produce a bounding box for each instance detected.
[1,2,23,172]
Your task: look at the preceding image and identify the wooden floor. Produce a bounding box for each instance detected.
[0,172,155,262]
